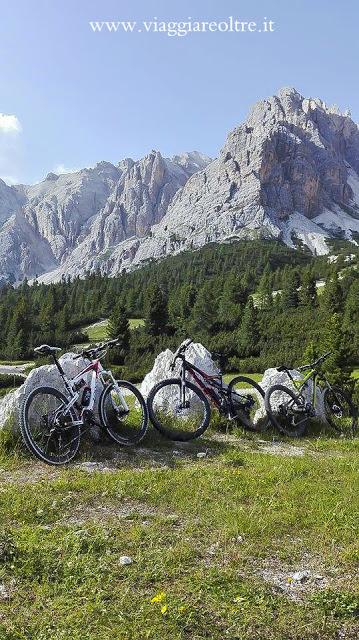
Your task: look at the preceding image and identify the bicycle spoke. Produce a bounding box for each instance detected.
[22,388,81,465]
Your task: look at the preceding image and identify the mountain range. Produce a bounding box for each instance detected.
[1,87,359,284]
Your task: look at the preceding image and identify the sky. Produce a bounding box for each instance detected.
[0,0,358,184]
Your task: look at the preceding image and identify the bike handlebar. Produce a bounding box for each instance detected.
[73,338,120,361]
[298,351,332,371]
[170,338,193,371]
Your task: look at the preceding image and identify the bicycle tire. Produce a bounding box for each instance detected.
[147,377,211,442]
[99,380,148,446]
[265,383,308,437]
[20,386,80,465]
[323,386,357,436]
[228,376,270,432]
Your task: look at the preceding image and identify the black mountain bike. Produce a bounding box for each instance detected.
[147,339,269,441]
[265,352,357,437]
[21,340,148,465]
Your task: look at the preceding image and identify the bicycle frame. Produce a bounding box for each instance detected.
[178,356,227,409]
[53,356,129,426]
[287,367,332,409]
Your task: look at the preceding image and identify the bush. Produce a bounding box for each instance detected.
[0,373,24,389]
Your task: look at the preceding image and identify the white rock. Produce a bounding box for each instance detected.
[140,343,219,416]
[0,352,104,432]
[141,342,219,397]
[0,583,9,599]
[119,555,133,566]
[292,570,311,582]
[196,452,207,459]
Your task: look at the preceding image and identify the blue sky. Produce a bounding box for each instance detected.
[0,0,358,184]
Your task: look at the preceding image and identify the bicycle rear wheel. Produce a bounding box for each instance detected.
[20,386,80,465]
[228,376,269,432]
[99,380,148,446]
[147,378,211,441]
[323,386,357,436]
[265,384,308,437]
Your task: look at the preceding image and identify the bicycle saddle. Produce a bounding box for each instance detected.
[34,344,61,355]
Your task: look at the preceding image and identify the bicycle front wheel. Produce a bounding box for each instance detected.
[323,386,357,436]
[228,376,269,432]
[265,384,308,437]
[147,378,211,441]
[99,380,148,446]
[20,386,80,465]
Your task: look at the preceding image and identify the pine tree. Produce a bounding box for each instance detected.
[6,297,32,359]
[342,279,359,361]
[218,274,242,330]
[300,268,317,307]
[56,304,70,343]
[38,287,57,342]
[190,281,217,335]
[238,297,260,357]
[107,302,130,364]
[257,265,273,308]
[281,269,299,309]
[145,284,168,336]
[319,313,351,386]
[322,272,343,314]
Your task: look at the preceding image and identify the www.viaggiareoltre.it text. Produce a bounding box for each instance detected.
[89,17,276,37]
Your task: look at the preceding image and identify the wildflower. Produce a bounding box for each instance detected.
[150,591,166,604]
[161,604,168,615]
[178,605,186,613]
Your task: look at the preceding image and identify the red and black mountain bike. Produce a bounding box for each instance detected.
[147,339,269,441]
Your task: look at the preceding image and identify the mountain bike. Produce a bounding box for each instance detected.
[20,340,148,465]
[147,339,269,441]
[264,352,357,437]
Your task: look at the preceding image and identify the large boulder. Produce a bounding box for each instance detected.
[140,343,219,415]
[141,343,220,397]
[0,353,104,432]
[261,367,326,422]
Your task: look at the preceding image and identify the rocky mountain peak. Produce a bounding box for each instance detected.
[44,172,59,182]
[1,88,358,284]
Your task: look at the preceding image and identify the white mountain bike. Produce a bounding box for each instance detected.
[20,340,148,465]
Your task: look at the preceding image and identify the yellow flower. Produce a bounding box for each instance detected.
[161,604,168,615]
[150,591,166,604]
[178,605,186,614]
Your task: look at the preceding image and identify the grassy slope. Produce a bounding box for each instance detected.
[223,372,262,385]
[0,431,358,640]
[85,319,144,342]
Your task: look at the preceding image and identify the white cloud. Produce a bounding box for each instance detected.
[0,113,23,184]
[0,113,22,134]
[54,163,79,175]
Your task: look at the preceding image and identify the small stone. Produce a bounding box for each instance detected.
[236,535,244,544]
[0,584,9,600]
[119,556,133,566]
[172,450,181,456]
[197,452,207,459]
[292,570,311,582]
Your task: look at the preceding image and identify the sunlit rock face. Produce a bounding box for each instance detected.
[2,87,359,283]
